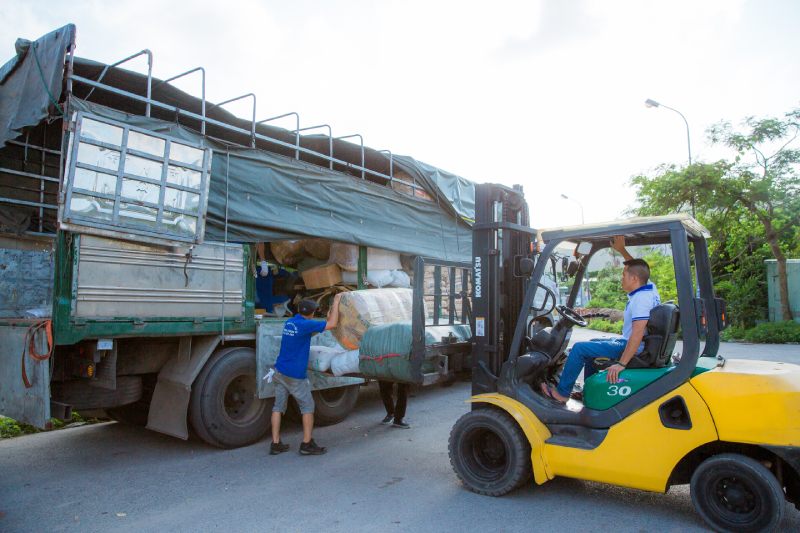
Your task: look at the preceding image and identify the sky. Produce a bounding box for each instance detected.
[2,0,798,228]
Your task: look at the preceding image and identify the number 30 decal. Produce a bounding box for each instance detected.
[607,385,632,397]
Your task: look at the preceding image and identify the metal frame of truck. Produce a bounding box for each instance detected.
[1,25,473,448]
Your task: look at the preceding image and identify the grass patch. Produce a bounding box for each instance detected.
[721,321,800,344]
[1,411,100,439]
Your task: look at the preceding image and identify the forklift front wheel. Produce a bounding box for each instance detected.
[448,407,532,496]
[690,453,784,533]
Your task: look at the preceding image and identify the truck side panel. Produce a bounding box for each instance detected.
[53,233,254,345]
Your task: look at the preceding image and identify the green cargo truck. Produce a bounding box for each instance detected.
[0,25,473,447]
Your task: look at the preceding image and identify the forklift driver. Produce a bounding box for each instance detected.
[541,236,660,404]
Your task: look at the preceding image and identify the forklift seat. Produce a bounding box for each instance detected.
[627,303,680,369]
[591,303,679,371]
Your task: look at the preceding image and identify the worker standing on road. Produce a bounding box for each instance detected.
[270,293,342,455]
[378,381,410,429]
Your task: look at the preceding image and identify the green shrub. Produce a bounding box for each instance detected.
[0,417,22,438]
[586,318,623,335]
[720,321,800,343]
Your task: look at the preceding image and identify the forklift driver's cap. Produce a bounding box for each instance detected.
[298,299,318,316]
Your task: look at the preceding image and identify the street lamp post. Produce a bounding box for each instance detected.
[560,193,585,224]
[645,98,695,216]
[645,98,692,166]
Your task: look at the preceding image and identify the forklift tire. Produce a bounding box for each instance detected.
[311,385,359,426]
[449,407,532,496]
[189,347,273,449]
[690,453,785,533]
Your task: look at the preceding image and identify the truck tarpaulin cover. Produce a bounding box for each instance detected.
[0,24,75,148]
[69,99,472,261]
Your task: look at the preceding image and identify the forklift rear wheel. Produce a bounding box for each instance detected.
[449,407,532,496]
[690,453,784,533]
[189,347,273,448]
[312,385,359,426]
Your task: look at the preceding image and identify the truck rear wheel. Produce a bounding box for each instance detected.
[690,453,784,533]
[51,375,142,410]
[449,407,532,496]
[311,385,359,426]
[107,374,156,426]
[189,347,272,449]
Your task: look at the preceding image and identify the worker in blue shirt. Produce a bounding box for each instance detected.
[270,293,342,455]
[542,236,660,403]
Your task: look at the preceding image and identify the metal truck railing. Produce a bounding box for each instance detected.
[0,41,425,236]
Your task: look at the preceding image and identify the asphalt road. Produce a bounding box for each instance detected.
[1,333,798,532]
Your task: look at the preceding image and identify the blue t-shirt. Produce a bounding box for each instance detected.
[623,283,661,350]
[275,315,327,379]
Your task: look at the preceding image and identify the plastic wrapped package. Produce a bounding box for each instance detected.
[330,349,360,376]
[388,270,411,288]
[358,322,471,382]
[328,243,403,272]
[308,345,342,372]
[332,288,413,350]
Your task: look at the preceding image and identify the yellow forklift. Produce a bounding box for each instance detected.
[449,183,799,532]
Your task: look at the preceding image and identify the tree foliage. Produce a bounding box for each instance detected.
[631,108,800,326]
[588,249,676,312]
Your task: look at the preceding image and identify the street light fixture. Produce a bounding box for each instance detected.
[645,98,696,217]
[644,98,692,166]
[560,193,585,224]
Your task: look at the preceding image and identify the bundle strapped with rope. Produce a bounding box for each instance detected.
[21,320,54,388]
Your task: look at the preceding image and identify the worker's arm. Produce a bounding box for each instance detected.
[324,293,343,330]
[611,235,634,262]
[606,320,648,383]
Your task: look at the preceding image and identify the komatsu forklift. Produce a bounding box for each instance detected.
[449,183,800,532]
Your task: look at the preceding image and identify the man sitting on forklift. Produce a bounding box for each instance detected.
[542,236,660,403]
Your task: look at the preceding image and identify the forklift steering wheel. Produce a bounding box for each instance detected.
[556,305,588,327]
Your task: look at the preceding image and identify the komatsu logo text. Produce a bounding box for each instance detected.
[474,256,482,298]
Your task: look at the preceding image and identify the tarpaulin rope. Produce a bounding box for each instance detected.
[21,320,54,388]
[31,42,64,116]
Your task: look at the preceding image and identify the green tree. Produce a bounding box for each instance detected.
[632,108,800,324]
[588,264,624,310]
[642,250,677,303]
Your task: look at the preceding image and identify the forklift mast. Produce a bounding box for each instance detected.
[471,183,537,396]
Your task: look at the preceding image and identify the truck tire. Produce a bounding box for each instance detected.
[311,385,359,426]
[189,347,273,449]
[449,407,532,496]
[106,374,156,426]
[690,453,784,533]
[51,376,142,410]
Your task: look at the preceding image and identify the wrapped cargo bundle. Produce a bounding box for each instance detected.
[302,238,331,260]
[328,243,403,272]
[308,345,341,372]
[270,241,306,266]
[332,288,413,350]
[358,322,471,383]
[330,349,360,376]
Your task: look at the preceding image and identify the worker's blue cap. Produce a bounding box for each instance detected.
[298,299,318,316]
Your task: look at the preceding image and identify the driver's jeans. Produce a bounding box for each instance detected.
[556,338,627,398]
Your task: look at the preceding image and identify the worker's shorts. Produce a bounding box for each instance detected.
[272,371,315,415]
